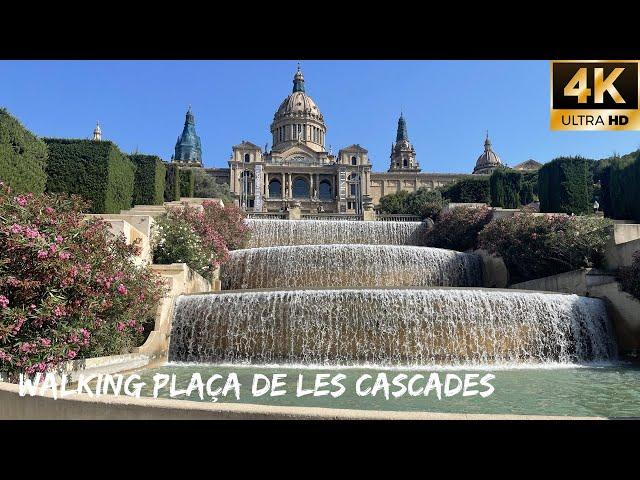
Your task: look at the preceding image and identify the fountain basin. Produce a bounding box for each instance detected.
[221,245,483,290]
[168,287,617,367]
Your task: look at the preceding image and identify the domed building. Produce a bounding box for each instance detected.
[473,132,503,174]
[228,66,373,214]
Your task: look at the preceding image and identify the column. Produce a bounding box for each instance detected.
[288,173,293,199]
[265,172,269,198]
[309,173,314,199]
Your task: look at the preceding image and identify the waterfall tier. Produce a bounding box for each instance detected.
[221,245,483,290]
[245,219,428,247]
[169,288,616,366]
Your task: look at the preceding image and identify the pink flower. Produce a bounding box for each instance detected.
[59,251,70,260]
[116,322,125,332]
[53,305,64,317]
[25,227,39,239]
[55,235,63,243]
[9,223,22,234]
[67,350,77,360]
[14,195,28,207]
[49,243,58,254]
[37,250,48,259]
[40,338,52,347]
[45,207,54,215]
[117,284,128,295]
[0,295,8,309]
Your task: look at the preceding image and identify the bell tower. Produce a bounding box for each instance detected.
[388,113,420,172]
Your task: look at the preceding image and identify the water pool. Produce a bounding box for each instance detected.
[133,363,640,418]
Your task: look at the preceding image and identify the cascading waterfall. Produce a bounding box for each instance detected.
[221,245,483,290]
[168,289,617,366]
[245,219,428,247]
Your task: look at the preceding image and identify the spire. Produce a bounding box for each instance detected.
[92,121,102,141]
[292,64,305,93]
[396,113,408,142]
[185,105,195,125]
[484,130,491,151]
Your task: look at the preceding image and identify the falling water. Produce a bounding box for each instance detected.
[168,289,617,366]
[245,219,428,247]
[221,245,483,290]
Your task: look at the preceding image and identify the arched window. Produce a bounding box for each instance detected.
[292,177,310,198]
[403,158,408,167]
[319,179,332,200]
[351,156,357,165]
[269,179,282,198]
[244,153,250,163]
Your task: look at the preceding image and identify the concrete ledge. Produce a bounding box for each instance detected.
[510,268,615,296]
[0,382,601,420]
[51,353,150,383]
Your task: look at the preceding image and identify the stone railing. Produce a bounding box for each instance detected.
[376,214,421,222]
[301,213,363,221]
[246,212,287,219]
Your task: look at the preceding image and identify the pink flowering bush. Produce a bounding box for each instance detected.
[479,213,612,284]
[152,201,248,279]
[0,182,167,381]
[424,206,494,252]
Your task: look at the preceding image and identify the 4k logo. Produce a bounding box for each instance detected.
[551,61,640,130]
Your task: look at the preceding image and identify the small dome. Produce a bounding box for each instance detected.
[473,133,503,174]
[275,91,323,120]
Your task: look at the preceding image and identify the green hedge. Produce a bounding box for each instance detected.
[490,168,522,209]
[130,154,166,205]
[164,163,180,202]
[519,171,538,205]
[44,139,134,214]
[609,153,640,221]
[440,176,490,203]
[538,156,593,215]
[0,108,48,194]
[179,168,195,198]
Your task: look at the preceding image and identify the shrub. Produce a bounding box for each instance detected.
[538,156,594,215]
[479,214,612,284]
[490,168,522,209]
[193,169,234,204]
[618,251,640,301]
[379,190,410,214]
[0,182,167,381]
[424,206,493,252]
[609,153,640,222]
[440,176,490,203]
[130,154,166,206]
[164,163,180,202]
[179,168,195,198]
[152,202,230,279]
[44,139,134,214]
[201,201,250,250]
[0,108,48,194]
[520,171,539,206]
[379,188,446,220]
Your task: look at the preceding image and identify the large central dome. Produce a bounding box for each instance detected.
[270,67,327,153]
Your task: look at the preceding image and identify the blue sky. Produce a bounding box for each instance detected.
[2,60,639,173]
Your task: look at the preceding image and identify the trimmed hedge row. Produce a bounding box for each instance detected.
[44,139,135,214]
[490,168,522,209]
[130,154,166,205]
[0,108,48,194]
[609,153,640,221]
[164,163,180,202]
[538,156,593,215]
[179,168,195,198]
[440,176,490,204]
